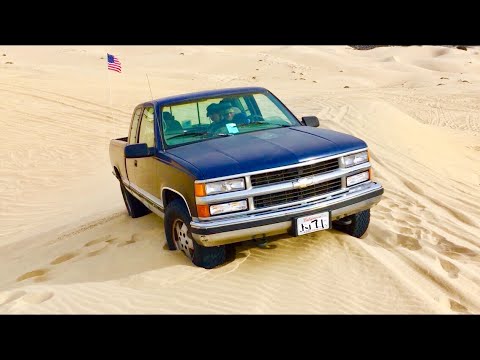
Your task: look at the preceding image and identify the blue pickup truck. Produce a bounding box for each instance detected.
[109,87,384,268]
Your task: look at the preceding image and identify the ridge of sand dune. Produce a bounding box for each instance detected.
[1,46,479,313]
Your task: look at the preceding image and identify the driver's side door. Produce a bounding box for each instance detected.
[133,106,161,200]
[125,106,143,186]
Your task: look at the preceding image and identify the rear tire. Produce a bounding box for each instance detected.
[165,199,226,269]
[333,209,370,238]
[119,179,151,218]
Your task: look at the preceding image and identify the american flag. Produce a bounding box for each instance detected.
[107,53,122,73]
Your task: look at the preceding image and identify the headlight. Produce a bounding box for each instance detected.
[343,151,368,167]
[346,171,370,187]
[196,178,246,196]
[210,200,248,215]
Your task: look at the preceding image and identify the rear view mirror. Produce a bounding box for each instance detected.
[302,116,319,127]
[125,143,154,158]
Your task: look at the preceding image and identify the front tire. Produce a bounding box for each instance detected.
[333,209,370,238]
[164,199,226,269]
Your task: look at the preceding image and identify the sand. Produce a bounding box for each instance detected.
[0,45,479,314]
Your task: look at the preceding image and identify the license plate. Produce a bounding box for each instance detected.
[295,212,330,236]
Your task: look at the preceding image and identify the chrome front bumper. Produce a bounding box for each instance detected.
[190,181,383,246]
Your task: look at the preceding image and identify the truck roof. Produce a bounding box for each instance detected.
[142,86,269,107]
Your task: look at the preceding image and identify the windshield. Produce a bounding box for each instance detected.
[160,91,301,148]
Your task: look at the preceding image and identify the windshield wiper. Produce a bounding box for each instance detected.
[271,124,292,128]
[238,121,264,127]
[167,131,208,140]
[238,122,291,128]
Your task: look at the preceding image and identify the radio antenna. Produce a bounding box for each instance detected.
[146,73,153,101]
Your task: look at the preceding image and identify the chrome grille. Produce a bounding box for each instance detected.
[253,178,342,209]
[250,158,339,187]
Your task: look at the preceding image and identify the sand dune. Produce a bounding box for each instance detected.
[0,45,479,313]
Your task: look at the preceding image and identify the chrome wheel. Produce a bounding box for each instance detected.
[173,219,195,259]
[165,199,226,268]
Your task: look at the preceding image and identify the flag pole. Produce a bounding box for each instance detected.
[106,54,115,137]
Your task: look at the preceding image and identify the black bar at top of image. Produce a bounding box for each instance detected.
[2,7,479,45]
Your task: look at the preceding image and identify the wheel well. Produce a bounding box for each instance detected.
[163,189,184,209]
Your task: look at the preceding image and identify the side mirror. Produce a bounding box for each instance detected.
[125,143,154,158]
[302,116,319,127]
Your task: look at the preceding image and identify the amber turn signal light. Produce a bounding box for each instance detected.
[196,204,210,217]
[195,183,206,197]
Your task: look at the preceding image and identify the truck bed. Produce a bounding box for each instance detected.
[109,137,129,181]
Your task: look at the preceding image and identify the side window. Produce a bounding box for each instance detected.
[129,107,142,144]
[138,107,155,148]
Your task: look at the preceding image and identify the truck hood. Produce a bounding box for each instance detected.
[167,126,367,180]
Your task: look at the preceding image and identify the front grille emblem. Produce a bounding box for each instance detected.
[293,177,314,189]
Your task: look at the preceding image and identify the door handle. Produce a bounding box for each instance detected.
[134,160,138,167]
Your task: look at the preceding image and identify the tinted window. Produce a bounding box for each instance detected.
[138,107,155,148]
[170,102,200,129]
[253,93,293,122]
[129,107,142,144]
[161,92,300,148]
